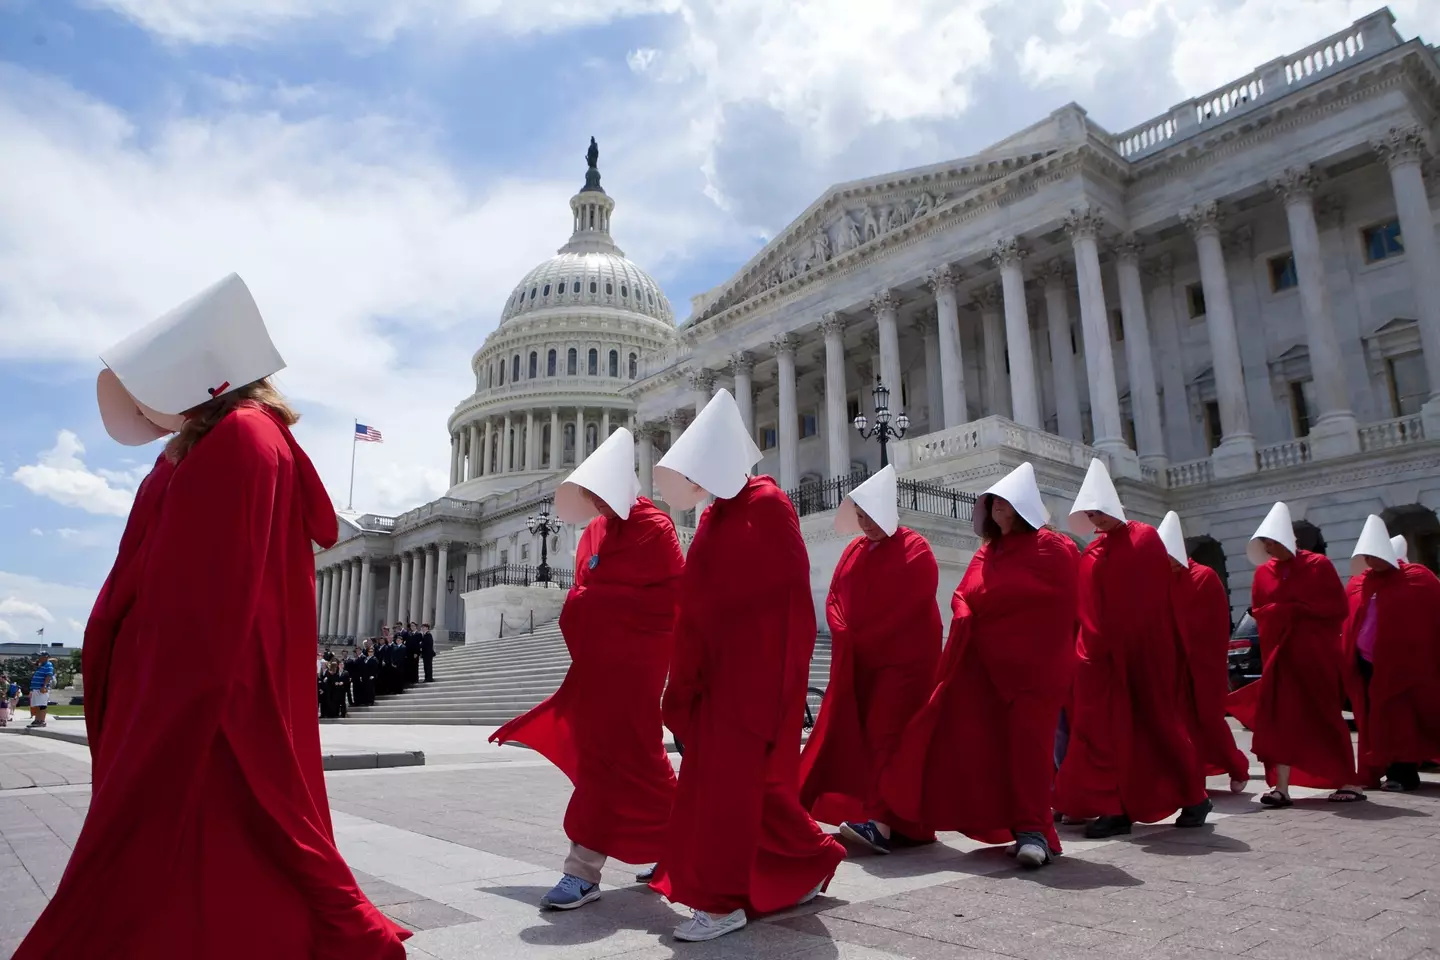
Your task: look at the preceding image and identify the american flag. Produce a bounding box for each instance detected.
[354,423,384,443]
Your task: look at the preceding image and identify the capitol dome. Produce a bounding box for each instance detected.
[444,139,679,501]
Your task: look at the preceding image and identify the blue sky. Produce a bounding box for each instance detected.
[2,0,1435,644]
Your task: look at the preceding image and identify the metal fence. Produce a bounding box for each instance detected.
[783,474,976,523]
[465,564,574,593]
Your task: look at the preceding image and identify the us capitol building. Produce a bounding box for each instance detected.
[315,7,1440,645]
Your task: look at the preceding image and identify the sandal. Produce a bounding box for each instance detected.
[1259,789,1293,808]
[1328,788,1366,803]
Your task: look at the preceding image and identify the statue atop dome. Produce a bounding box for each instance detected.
[582,136,604,194]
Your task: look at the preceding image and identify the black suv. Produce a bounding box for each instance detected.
[1227,609,1261,690]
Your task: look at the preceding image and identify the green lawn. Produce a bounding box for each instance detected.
[21,704,83,717]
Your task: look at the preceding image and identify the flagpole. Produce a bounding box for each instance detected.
[348,420,358,512]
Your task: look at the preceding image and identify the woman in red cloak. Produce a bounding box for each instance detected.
[798,465,942,854]
[1157,511,1251,793]
[1228,502,1361,805]
[1054,459,1211,838]
[490,427,682,910]
[16,275,409,959]
[649,389,845,944]
[1341,516,1440,793]
[881,462,1078,868]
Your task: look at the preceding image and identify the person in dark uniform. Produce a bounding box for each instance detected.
[421,622,437,683]
[377,636,396,696]
[404,622,421,686]
[319,661,347,719]
[342,647,360,709]
[356,642,377,706]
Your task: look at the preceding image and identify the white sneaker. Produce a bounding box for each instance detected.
[673,908,747,942]
[1015,841,1049,869]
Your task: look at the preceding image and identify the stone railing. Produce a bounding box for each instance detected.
[1111,10,1398,161]
[354,514,395,531]
[635,341,694,382]
[675,526,696,553]
[393,497,484,530]
[1257,438,1311,471]
[1165,457,1213,489]
[452,375,636,422]
[1358,414,1426,451]
[904,416,1100,470]
[1140,464,1160,485]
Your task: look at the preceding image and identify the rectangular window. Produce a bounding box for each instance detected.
[520,544,530,561]
[1388,351,1429,417]
[499,549,509,565]
[1362,219,1404,263]
[799,412,818,439]
[1204,401,1223,452]
[1289,379,1315,437]
[1268,253,1298,292]
[1110,308,1125,342]
[759,425,777,450]
[1187,282,1207,319]
[846,396,861,423]
[1122,417,1136,449]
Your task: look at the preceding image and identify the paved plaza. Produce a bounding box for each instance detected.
[1,725,1437,959]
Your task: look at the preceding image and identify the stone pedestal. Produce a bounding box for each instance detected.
[461,584,567,643]
[1211,438,1260,479]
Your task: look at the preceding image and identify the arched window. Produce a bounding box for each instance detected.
[589,280,597,294]
[572,281,581,294]
[605,281,613,295]
[607,350,619,377]
[587,348,598,376]
[628,352,638,379]
[529,287,537,300]
[542,283,550,297]
[487,363,494,388]
[512,355,521,382]
[528,351,538,379]
[563,423,576,465]
[585,423,598,455]
[546,349,557,376]
[541,424,552,467]
[620,284,628,298]
[567,348,578,376]
[498,361,506,385]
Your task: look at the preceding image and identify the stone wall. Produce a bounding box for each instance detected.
[461,584,567,643]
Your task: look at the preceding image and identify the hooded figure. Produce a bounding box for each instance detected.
[1054,459,1211,837]
[490,428,683,910]
[882,461,1079,867]
[798,466,943,853]
[1227,502,1359,805]
[16,274,409,960]
[649,390,845,943]
[1341,516,1440,793]
[1159,512,1251,790]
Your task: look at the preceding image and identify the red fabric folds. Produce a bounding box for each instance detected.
[650,476,845,916]
[1173,560,1251,782]
[798,528,942,841]
[1341,562,1440,785]
[882,528,1079,852]
[1226,550,1355,789]
[490,497,682,865]
[1054,521,1206,823]
[15,405,409,960]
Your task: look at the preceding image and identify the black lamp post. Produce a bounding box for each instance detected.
[852,376,909,468]
[526,496,562,585]
[445,573,454,595]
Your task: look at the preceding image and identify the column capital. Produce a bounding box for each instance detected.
[687,368,716,392]
[1372,125,1428,170]
[1270,165,1321,205]
[1180,200,1224,239]
[991,236,1027,269]
[771,333,799,358]
[389,556,400,567]
[870,289,898,316]
[728,350,754,375]
[549,405,560,415]
[818,312,846,339]
[634,421,661,442]
[1063,205,1106,242]
[1112,234,1146,265]
[437,539,452,549]
[973,282,1003,311]
[1040,257,1069,288]
[926,264,959,294]
[1222,223,1254,258]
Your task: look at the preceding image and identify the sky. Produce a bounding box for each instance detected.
[3,0,1438,646]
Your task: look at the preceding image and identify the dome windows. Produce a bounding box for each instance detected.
[567,348,578,376]
[542,283,551,297]
[528,351,538,379]
[605,282,614,296]
[608,349,619,378]
[620,284,629,298]
[547,349,557,376]
[529,287,537,300]
[512,354,521,382]
[589,280,597,294]
[628,352,638,379]
[587,348,598,376]
[572,281,581,294]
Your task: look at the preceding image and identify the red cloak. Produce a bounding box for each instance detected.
[1172,560,1251,782]
[1341,562,1440,784]
[882,528,1078,853]
[15,404,409,960]
[1225,550,1354,789]
[649,476,845,916]
[798,527,942,841]
[490,497,682,864]
[1054,521,1206,823]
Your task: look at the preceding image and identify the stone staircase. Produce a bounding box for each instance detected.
[341,620,834,725]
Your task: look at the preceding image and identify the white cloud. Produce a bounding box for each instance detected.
[0,621,17,640]
[1018,35,1101,89]
[0,571,95,646]
[10,431,142,517]
[0,598,55,623]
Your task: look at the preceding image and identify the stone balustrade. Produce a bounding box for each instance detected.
[901,416,1102,473]
[1257,438,1312,471]
[1165,458,1214,489]
[1359,414,1426,451]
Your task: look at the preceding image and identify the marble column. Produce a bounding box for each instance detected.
[730,353,755,435]
[317,567,332,636]
[1374,126,1440,433]
[357,559,373,639]
[637,424,656,497]
[466,546,480,581]
[337,562,353,639]
[1114,236,1168,470]
[926,266,968,426]
[774,334,800,489]
[433,543,449,638]
[993,238,1043,427]
[420,546,436,626]
[386,558,400,625]
[976,284,1010,418]
[574,407,585,462]
[1181,201,1258,476]
[1041,260,1085,442]
[1065,208,1128,458]
[549,408,561,469]
[601,409,611,439]
[917,312,943,431]
[481,420,492,476]
[409,549,425,623]
[870,290,904,411]
[502,415,513,472]
[398,552,413,622]
[1146,255,1201,461]
[820,313,850,479]
[449,436,459,486]
[1272,166,1360,456]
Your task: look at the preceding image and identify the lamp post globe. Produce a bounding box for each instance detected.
[853,375,908,468]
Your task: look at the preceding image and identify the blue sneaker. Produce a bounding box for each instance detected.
[839,820,891,855]
[540,874,600,910]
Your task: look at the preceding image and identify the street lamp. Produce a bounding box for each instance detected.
[852,376,909,468]
[445,573,455,594]
[526,496,562,585]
